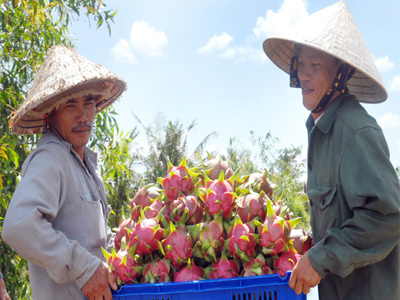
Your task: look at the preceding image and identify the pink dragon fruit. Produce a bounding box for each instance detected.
[201,156,234,180]
[273,250,301,277]
[114,217,136,251]
[174,259,205,282]
[235,191,267,223]
[188,214,225,263]
[207,250,240,279]
[200,171,238,218]
[226,215,258,261]
[130,185,160,221]
[128,217,164,256]
[142,258,171,283]
[169,194,203,225]
[101,247,143,285]
[162,221,194,268]
[289,229,313,255]
[242,170,275,200]
[255,198,288,256]
[241,253,273,277]
[159,158,195,201]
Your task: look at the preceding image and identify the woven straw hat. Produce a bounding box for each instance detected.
[9,45,127,134]
[263,0,387,103]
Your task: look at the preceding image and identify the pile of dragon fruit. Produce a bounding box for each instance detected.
[102,156,312,285]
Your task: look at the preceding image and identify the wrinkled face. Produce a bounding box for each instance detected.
[297,46,340,112]
[50,95,97,157]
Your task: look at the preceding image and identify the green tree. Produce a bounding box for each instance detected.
[0,1,124,299]
[132,113,217,184]
[224,131,310,229]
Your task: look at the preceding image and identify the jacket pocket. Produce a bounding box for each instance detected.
[80,192,107,257]
[307,184,338,240]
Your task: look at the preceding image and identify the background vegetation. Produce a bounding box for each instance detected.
[1,1,308,298]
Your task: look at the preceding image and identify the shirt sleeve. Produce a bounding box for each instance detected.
[308,126,400,278]
[2,147,101,289]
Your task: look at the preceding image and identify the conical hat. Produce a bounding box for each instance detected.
[263,0,387,103]
[9,45,127,134]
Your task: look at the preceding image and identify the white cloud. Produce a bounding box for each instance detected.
[378,112,400,132]
[111,39,137,64]
[374,55,395,72]
[221,46,267,63]
[197,33,233,54]
[130,21,167,56]
[253,0,309,39]
[197,0,308,63]
[390,75,400,91]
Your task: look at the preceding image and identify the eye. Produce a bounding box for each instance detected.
[312,62,321,67]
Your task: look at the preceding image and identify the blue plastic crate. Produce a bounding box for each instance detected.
[112,272,306,300]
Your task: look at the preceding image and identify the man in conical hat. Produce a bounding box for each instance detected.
[2,45,127,300]
[263,1,399,299]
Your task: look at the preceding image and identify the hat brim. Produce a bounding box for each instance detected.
[10,77,126,135]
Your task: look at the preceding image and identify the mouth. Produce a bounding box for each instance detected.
[72,126,92,136]
[302,87,314,95]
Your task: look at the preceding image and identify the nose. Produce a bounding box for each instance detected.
[298,64,311,83]
[75,105,89,123]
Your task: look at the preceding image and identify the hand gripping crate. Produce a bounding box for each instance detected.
[112,272,306,300]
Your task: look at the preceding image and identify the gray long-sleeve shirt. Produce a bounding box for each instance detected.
[2,132,114,300]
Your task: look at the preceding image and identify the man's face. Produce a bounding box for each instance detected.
[297,46,339,112]
[51,95,97,156]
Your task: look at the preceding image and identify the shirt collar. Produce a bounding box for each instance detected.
[40,131,97,164]
[306,93,351,134]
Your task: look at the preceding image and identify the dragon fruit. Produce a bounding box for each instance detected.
[162,221,194,268]
[255,198,288,256]
[242,170,275,200]
[206,250,240,279]
[200,171,238,218]
[160,158,195,201]
[273,250,301,277]
[104,155,308,286]
[129,217,164,256]
[235,191,267,223]
[226,215,258,261]
[241,253,273,277]
[169,194,203,225]
[102,245,143,285]
[174,259,205,282]
[131,185,160,221]
[188,214,225,263]
[200,156,234,180]
[114,217,136,251]
[142,258,171,283]
[289,229,313,255]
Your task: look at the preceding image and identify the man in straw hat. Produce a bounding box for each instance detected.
[2,45,127,300]
[263,1,399,299]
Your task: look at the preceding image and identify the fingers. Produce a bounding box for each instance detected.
[105,264,118,291]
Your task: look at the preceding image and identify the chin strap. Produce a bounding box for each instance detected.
[290,56,356,113]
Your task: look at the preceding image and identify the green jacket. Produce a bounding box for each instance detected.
[305,93,400,300]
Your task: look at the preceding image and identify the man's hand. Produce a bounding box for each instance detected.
[289,252,322,295]
[81,262,117,300]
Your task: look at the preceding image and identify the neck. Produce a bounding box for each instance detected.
[311,90,341,120]
[49,126,85,161]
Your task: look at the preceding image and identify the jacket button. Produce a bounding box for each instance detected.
[321,198,326,205]
[308,163,312,171]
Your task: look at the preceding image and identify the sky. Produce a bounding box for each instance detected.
[70,0,400,170]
